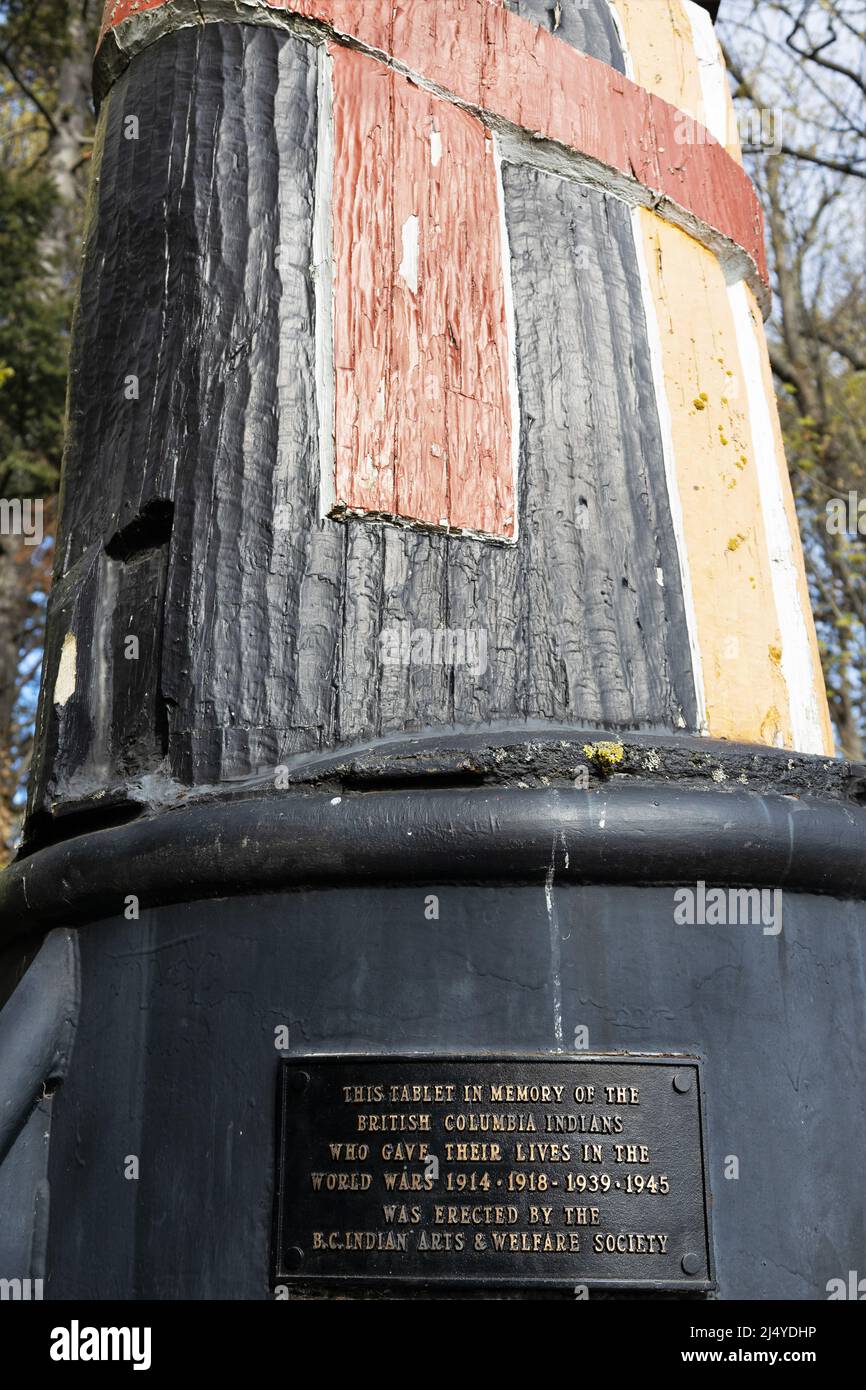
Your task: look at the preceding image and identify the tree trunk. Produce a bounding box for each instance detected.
[38,12,95,284]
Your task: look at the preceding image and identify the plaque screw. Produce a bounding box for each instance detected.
[673,1070,692,1093]
[290,1070,310,1093]
[682,1253,701,1275]
[285,1247,304,1271]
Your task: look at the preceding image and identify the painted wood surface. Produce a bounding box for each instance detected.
[504,0,626,71]
[612,0,742,161]
[330,47,515,538]
[29,24,701,823]
[635,210,796,747]
[732,282,833,753]
[613,0,832,752]
[26,5,834,836]
[97,0,769,292]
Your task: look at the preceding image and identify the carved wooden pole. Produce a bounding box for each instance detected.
[0,0,863,1302]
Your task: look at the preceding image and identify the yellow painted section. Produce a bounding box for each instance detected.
[613,2,829,748]
[613,1,702,112]
[637,210,794,746]
[743,285,835,752]
[613,0,743,162]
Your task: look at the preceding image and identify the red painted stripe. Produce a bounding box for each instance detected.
[98,0,768,288]
[331,48,514,537]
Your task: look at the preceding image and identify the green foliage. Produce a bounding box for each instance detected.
[0,1,77,168]
[0,166,70,498]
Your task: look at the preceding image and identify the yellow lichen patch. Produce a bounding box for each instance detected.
[582,741,625,773]
[727,533,747,552]
[768,644,783,668]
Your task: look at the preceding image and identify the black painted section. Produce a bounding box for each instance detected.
[40,885,866,1299]
[31,24,322,821]
[28,22,698,840]
[501,164,695,728]
[0,1100,52,1286]
[0,931,79,1286]
[3,771,866,941]
[505,0,626,72]
[0,929,79,1162]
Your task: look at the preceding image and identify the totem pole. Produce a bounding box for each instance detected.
[0,0,863,1301]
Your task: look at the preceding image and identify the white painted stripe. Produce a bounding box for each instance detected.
[682,0,826,752]
[683,0,730,147]
[727,281,825,753]
[313,45,336,520]
[630,207,709,733]
[604,2,634,81]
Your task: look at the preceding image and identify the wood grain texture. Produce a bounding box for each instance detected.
[97,0,769,291]
[330,47,514,536]
[504,0,625,72]
[500,163,697,727]
[634,209,795,748]
[613,0,743,162]
[27,25,700,826]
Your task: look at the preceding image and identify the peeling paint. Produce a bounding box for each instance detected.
[398,214,419,294]
[96,0,770,303]
[330,49,515,537]
[53,633,77,708]
[25,9,830,839]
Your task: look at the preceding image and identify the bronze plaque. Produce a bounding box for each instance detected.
[274,1055,713,1290]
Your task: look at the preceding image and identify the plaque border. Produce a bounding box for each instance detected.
[272,1052,716,1294]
